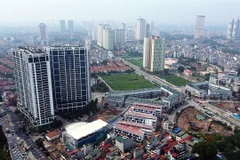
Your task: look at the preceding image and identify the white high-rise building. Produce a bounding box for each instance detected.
[60,20,66,35]
[38,23,47,40]
[103,29,115,50]
[97,24,103,46]
[13,47,55,127]
[68,20,74,36]
[227,17,240,40]
[135,18,147,41]
[143,36,165,72]
[194,15,205,40]
[114,29,126,44]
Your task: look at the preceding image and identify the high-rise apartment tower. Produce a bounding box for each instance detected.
[135,18,147,41]
[194,15,205,40]
[47,46,91,111]
[143,36,166,72]
[13,46,55,127]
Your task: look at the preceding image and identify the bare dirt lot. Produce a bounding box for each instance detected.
[89,108,122,122]
[177,107,233,136]
[211,102,240,114]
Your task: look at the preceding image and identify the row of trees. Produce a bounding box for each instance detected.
[57,99,99,121]
[192,133,240,160]
[91,80,109,92]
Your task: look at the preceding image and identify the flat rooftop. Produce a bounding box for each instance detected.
[66,119,108,140]
[115,124,144,136]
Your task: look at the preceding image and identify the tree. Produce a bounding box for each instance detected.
[177,66,184,72]
[192,141,217,160]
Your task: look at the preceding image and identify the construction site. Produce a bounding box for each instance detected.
[177,107,233,136]
[88,108,122,122]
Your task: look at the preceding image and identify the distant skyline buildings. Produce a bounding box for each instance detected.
[68,20,74,36]
[143,36,166,72]
[135,18,147,41]
[60,20,66,35]
[194,15,205,40]
[38,23,47,40]
[227,17,240,40]
[60,20,74,35]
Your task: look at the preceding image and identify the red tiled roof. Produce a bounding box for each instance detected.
[115,124,144,136]
[117,120,153,130]
[45,131,59,138]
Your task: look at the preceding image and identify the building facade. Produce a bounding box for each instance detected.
[194,15,205,40]
[143,36,166,72]
[114,29,126,45]
[105,29,115,50]
[47,46,91,111]
[135,18,146,41]
[13,46,55,127]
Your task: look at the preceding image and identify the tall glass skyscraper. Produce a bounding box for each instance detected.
[13,46,55,127]
[47,46,91,111]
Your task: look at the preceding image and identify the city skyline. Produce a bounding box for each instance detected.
[1,0,240,27]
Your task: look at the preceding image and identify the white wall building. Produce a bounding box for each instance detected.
[135,18,146,41]
[97,24,103,46]
[13,46,55,127]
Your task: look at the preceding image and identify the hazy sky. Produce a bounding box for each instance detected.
[0,0,239,27]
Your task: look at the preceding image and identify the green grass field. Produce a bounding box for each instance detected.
[127,59,143,68]
[101,73,155,91]
[158,75,190,86]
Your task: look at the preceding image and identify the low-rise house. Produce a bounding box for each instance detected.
[45,131,60,141]
[184,69,193,77]
[115,136,134,152]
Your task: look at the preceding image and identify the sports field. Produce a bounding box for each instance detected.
[158,75,189,86]
[101,73,154,91]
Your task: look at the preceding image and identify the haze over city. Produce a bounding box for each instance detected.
[1,0,240,27]
[2,0,240,160]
